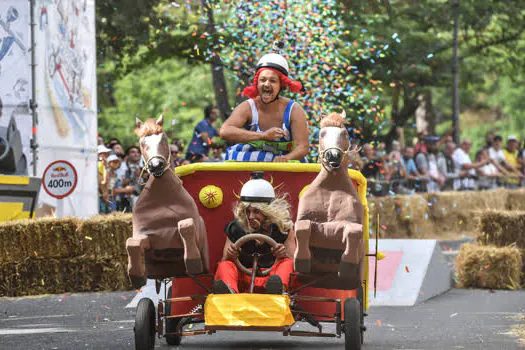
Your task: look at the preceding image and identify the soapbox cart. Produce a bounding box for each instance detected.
[133,162,380,350]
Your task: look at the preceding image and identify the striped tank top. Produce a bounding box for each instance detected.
[225,99,301,162]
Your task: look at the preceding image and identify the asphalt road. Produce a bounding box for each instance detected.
[0,289,524,350]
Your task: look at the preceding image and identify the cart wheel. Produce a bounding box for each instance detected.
[134,298,156,350]
[344,298,361,350]
[357,284,365,344]
[164,286,182,346]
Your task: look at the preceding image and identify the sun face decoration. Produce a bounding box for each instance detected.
[199,185,224,209]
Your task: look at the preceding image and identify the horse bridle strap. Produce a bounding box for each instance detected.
[319,144,351,164]
[139,153,171,184]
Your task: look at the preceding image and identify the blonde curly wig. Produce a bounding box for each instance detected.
[234,196,293,233]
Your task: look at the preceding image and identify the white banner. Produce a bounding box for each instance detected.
[35,0,97,217]
[0,1,31,176]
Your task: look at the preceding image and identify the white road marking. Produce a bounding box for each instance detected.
[1,314,73,322]
[0,327,76,335]
[126,279,169,309]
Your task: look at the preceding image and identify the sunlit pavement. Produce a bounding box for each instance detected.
[0,289,523,349]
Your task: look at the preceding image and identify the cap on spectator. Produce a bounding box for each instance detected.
[97,145,112,154]
[424,135,440,143]
[507,135,518,142]
[107,154,120,163]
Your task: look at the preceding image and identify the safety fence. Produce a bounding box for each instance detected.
[365,175,524,197]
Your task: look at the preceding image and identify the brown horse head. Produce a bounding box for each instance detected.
[135,115,171,177]
[319,111,350,171]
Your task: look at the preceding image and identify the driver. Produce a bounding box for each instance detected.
[212,172,296,294]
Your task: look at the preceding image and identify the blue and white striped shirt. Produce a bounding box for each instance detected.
[225,99,301,162]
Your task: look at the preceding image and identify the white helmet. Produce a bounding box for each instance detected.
[256,53,290,77]
[240,171,275,203]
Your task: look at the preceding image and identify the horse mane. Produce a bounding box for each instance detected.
[135,119,164,137]
[320,112,346,129]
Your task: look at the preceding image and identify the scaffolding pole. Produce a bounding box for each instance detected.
[29,0,38,176]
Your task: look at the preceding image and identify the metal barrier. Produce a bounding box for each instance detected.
[364,175,524,197]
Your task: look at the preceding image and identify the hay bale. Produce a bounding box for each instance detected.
[77,212,132,257]
[368,196,398,238]
[425,190,505,235]
[506,189,525,211]
[0,255,132,297]
[0,217,82,263]
[456,243,522,290]
[477,210,525,249]
[395,193,433,238]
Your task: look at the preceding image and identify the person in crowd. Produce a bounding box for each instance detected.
[212,173,295,294]
[475,148,502,190]
[502,135,524,188]
[107,138,121,149]
[97,135,105,146]
[170,144,185,168]
[360,144,388,196]
[488,135,512,177]
[437,142,463,191]
[414,136,443,192]
[483,130,496,150]
[118,146,143,210]
[110,142,125,160]
[185,105,220,162]
[106,154,135,212]
[452,139,490,191]
[97,145,111,213]
[386,141,409,194]
[220,41,309,162]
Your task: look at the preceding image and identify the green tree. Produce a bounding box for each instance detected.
[98,59,217,149]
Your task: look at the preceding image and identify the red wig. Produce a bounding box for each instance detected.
[242,68,303,99]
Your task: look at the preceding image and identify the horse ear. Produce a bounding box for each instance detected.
[341,110,347,119]
[135,117,143,129]
[156,114,164,126]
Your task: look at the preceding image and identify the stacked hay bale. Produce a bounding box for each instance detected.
[456,243,522,290]
[455,210,525,290]
[368,188,525,239]
[0,213,133,297]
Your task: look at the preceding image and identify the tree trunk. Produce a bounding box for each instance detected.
[201,0,231,120]
[415,91,435,136]
[451,0,461,144]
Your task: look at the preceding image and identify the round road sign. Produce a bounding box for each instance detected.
[42,160,78,199]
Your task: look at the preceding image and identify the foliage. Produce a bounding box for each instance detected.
[97,59,218,149]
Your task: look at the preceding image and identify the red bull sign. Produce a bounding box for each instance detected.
[42,160,78,199]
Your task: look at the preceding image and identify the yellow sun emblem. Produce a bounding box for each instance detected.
[199,185,224,209]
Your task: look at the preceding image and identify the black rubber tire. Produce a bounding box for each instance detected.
[134,298,156,350]
[165,286,182,346]
[344,298,362,350]
[356,284,365,344]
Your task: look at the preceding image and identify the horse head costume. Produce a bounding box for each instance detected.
[126,115,209,289]
[294,111,364,285]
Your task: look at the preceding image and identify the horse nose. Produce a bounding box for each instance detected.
[325,149,342,168]
[148,158,165,173]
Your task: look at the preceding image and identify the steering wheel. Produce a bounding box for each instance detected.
[233,233,278,277]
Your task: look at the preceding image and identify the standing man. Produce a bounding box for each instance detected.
[185,105,220,162]
[220,41,309,162]
[502,135,524,188]
[453,139,489,190]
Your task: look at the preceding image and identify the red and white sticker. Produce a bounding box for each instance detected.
[42,160,78,199]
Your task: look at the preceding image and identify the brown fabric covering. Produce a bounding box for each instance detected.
[295,116,365,279]
[127,170,209,281]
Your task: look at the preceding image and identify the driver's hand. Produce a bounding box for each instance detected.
[272,244,287,259]
[226,245,239,261]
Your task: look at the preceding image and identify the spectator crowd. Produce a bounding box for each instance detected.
[98,105,525,213]
[354,129,525,197]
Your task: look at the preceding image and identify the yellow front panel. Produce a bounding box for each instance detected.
[0,202,25,222]
[0,175,30,185]
[205,294,294,327]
